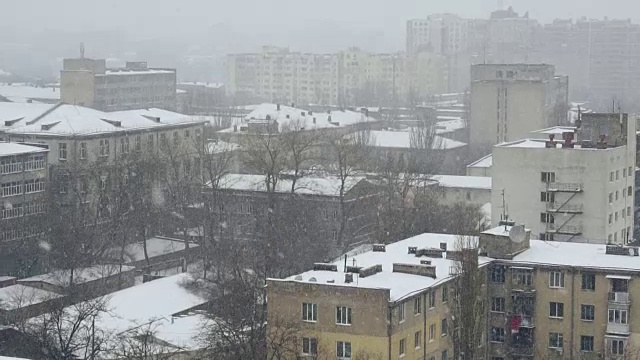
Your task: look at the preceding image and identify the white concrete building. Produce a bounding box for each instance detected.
[491,113,636,244]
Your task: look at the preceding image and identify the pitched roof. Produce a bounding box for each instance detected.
[212,173,366,197]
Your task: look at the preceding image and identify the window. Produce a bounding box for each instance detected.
[540,192,555,202]
[428,291,436,308]
[441,285,448,302]
[629,166,633,177]
[611,339,625,355]
[302,302,317,322]
[581,304,595,321]
[608,309,628,324]
[549,271,565,288]
[490,327,505,342]
[441,350,447,360]
[148,134,155,150]
[491,266,505,283]
[399,338,406,357]
[302,337,317,355]
[441,318,448,336]
[1,181,22,197]
[414,331,421,349]
[79,142,87,159]
[414,296,422,315]
[100,175,107,191]
[99,139,110,157]
[336,306,352,325]
[580,335,594,352]
[615,211,619,221]
[160,133,167,146]
[491,297,505,312]
[616,170,620,180]
[184,130,190,138]
[624,168,627,178]
[398,302,405,322]
[628,186,632,197]
[135,136,141,151]
[610,171,614,182]
[541,172,555,182]
[513,268,532,286]
[550,302,564,318]
[609,193,614,203]
[616,191,619,201]
[429,324,435,341]
[24,179,45,194]
[336,341,351,359]
[540,213,555,224]
[58,143,67,160]
[120,137,129,154]
[609,214,613,224]
[549,332,564,348]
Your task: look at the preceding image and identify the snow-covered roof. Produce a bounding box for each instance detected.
[467,154,492,168]
[497,138,549,149]
[0,142,48,157]
[17,264,135,287]
[178,81,224,89]
[530,125,577,137]
[368,130,466,150]
[273,233,489,302]
[93,273,206,350]
[513,240,640,272]
[213,173,365,197]
[430,175,492,190]
[207,139,240,154]
[0,103,207,136]
[435,118,465,134]
[0,356,30,360]
[219,103,376,133]
[0,284,62,311]
[115,237,199,264]
[102,69,175,76]
[0,83,60,102]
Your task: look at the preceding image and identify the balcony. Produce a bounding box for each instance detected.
[546,223,583,235]
[546,203,584,214]
[607,322,630,335]
[608,292,630,305]
[547,182,583,192]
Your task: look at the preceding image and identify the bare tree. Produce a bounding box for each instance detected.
[111,321,186,359]
[450,235,485,360]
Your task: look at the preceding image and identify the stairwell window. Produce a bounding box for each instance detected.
[99,139,110,157]
[336,306,352,325]
[58,143,67,160]
[399,338,406,357]
[581,335,594,352]
[414,330,422,349]
[549,302,564,318]
[549,332,564,349]
[414,296,422,315]
[336,341,351,359]
[608,309,628,324]
[302,337,317,356]
[581,273,596,291]
[611,339,625,355]
[580,304,595,321]
[79,142,87,160]
[549,271,565,288]
[398,302,406,323]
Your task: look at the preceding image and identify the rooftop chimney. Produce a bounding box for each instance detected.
[392,263,436,278]
[562,132,575,148]
[597,134,608,149]
[345,273,354,283]
[372,244,386,252]
[545,134,557,148]
[359,264,382,278]
[440,242,447,251]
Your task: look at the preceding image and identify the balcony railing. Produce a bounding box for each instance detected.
[546,223,583,235]
[547,182,583,192]
[608,292,630,305]
[607,322,630,335]
[546,203,584,213]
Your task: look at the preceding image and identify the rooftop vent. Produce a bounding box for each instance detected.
[562,132,575,148]
[286,114,290,119]
[420,260,432,265]
[4,117,24,127]
[291,103,295,108]
[415,248,444,258]
[294,275,303,280]
[606,245,639,256]
[545,134,557,148]
[100,118,122,127]
[142,115,161,123]
[359,264,382,278]
[440,242,447,251]
[408,246,417,254]
[266,114,271,120]
[301,111,306,116]
[40,121,60,131]
[597,134,608,149]
[392,263,436,278]
[372,244,386,252]
[309,277,317,282]
[276,104,281,111]
[313,263,338,271]
[345,266,361,273]
[345,273,353,283]
[327,280,335,283]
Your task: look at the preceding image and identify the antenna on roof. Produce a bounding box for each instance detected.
[80,42,85,59]
[501,189,508,230]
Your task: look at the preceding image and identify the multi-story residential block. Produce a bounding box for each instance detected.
[60,54,177,111]
[225,47,447,107]
[0,102,207,209]
[0,142,49,272]
[268,223,640,359]
[176,82,225,115]
[491,113,636,244]
[202,173,380,272]
[469,64,569,147]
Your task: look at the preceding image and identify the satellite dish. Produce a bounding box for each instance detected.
[294,275,303,281]
[308,277,317,282]
[509,225,526,243]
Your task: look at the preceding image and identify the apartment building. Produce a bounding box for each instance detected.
[0,142,49,272]
[268,223,640,359]
[225,47,447,107]
[0,102,207,209]
[491,113,636,244]
[469,64,569,147]
[60,56,177,112]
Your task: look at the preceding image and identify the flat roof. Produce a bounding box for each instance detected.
[0,83,60,101]
[430,175,492,190]
[0,142,48,156]
[0,284,62,311]
[369,130,466,150]
[212,173,366,197]
[18,264,135,287]
[114,237,199,263]
[272,233,489,302]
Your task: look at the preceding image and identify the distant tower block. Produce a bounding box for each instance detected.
[80,42,85,59]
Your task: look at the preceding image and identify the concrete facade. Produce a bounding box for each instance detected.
[469,64,569,147]
[491,113,636,244]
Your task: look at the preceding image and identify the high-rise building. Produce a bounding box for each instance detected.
[469,64,569,147]
[61,55,177,112]
[491,113,636,244]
